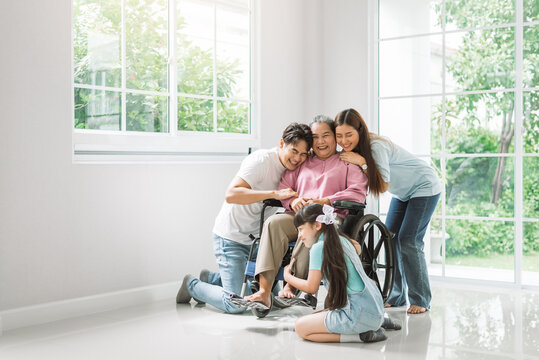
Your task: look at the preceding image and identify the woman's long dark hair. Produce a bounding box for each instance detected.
[334,108,387,197]
[294,204,348,310]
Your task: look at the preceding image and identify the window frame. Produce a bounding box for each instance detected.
[71,0,258,162]
[371,0,539,287]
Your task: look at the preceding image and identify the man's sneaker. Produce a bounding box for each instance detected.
[176,274,194,304]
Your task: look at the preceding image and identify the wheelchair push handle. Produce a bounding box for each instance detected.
[262,198,284,208]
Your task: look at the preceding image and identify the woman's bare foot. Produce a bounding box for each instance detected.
[384,303,392,308]
[407,305,427,314]
[244,290,271,307]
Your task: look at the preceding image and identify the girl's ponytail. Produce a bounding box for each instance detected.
[321,224,348,309]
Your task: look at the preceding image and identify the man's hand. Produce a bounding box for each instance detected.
[273,188,298,200]
[291,197,310,212]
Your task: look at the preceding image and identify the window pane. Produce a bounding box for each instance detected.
[523,92,539,153]
[378,192,392,215]
[379,97,442,154]
[177,0,214,96]
[524,26,538,88]
[74,87,121,130]
[524,0,539,22]
[446,157,514,217]
[523,222,539,286]
[445,28,514,93]
[216,6,250,100]
[126,93,168,132]
[379,35,442,97]
[445,219,514,282]
[178,97,213,132]
[524,157,539,219]
[445,0,514,31]
[125,0,168,92]
[445,92,515,154]
[217,101,248,133]
[73,0,121,87]
[379,0,441,39]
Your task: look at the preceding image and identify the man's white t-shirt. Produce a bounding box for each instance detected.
[213,147,286,245]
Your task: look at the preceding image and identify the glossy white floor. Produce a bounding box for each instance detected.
[1,281,538,360]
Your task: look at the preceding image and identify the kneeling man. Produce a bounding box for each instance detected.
[176,123,313,313]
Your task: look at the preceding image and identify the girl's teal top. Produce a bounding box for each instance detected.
[308,234,365,293]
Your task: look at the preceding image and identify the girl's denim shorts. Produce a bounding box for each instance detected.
[324,291,384,334]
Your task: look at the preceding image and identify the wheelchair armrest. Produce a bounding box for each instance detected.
[263,199,284,208]
[332,200,366,212]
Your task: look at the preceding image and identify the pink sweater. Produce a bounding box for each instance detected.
[279,153,368,211]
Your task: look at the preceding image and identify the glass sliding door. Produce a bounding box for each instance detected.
[378,0,539,286]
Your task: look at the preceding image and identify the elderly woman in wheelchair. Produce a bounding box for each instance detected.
[229,116,395,318]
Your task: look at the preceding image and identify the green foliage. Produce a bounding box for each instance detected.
[446,218,514,256]
[524,0,539,21]
[523,157,539,219]
[524,222,539,254]
[217,101,249,133]
[443,0,514,29]
[74,87,121,130]
[126,94,168,132]
[125,0,168,93]
[178,97,213,132]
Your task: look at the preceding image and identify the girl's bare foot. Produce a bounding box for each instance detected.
[407,305,427,314]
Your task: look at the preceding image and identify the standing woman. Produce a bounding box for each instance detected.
[334,108,441,314]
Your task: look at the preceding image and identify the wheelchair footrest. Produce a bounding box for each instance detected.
[274,294,317,309]
[229,294,270,311]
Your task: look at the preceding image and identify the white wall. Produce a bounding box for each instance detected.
[320,0,370,121]
[0,0,369,313]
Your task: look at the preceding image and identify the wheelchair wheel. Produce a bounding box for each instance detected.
[349,214,395,304]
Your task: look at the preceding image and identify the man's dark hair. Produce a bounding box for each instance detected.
[282,123,313,149]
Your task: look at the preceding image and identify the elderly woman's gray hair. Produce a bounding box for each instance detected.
[310,114,335,133]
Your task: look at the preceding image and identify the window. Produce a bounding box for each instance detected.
[72,0,255,160]
[376,0,539,286]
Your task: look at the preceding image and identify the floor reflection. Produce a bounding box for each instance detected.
[0,283,538,360]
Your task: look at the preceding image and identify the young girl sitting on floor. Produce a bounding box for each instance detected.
[283,203,400,343]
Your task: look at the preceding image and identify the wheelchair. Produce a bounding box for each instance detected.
[240,198,395,317]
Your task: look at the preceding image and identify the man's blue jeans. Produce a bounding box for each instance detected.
[187,234,251,314]
[385,193,440,309]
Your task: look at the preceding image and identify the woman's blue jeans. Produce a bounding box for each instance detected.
[186,234,251,314]
[385,193,440,309]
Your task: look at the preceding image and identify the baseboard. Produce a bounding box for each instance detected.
[0,281,178,334]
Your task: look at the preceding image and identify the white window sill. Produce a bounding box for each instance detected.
[73,130,258,163]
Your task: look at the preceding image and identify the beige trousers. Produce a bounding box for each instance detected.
[254,213,310,284]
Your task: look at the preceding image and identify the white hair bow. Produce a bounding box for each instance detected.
[316,204,337,225]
